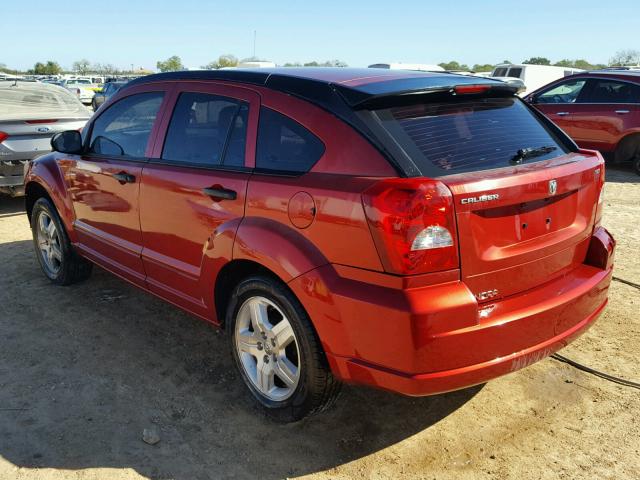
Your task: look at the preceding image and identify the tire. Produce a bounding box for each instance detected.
[634,155,640,176]
[614,134,640,166]
[30,197,92,285]
[92,99,98,111]
[227,275,341,422]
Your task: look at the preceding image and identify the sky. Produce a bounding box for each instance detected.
[2,0,638,71]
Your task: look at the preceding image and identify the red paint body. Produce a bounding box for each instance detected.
[527,71,640,154]
[25,70,615,397]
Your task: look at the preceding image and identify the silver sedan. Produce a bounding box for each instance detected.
[0,81,91,195]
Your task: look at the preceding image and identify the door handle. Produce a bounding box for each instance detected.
[112,171,136,184]
[556,112,570,116]
[615,110,630,114]
[202,186,237,201]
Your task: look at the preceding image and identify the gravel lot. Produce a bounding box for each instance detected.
[0,165,638,480]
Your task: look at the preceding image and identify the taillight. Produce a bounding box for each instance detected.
[0,131,8,143]
[594,164,605,227]
[454,85,492,95]
[25,119,58,124]
[362,178,459,275]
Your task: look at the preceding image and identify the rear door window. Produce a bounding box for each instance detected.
[582,79,640,103]
[161,92,247,167]
[372,97,567,176]
[256,107,325,173]
[89,92,164,157]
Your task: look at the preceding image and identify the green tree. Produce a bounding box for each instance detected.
[32,62,46,74]
[472,63,494,72]
[523,57,551,65]
[502,60,512,64]
[72,58,91,74]
[302,60,348,67]
[609,49,640,66]
[202,54,239,70]
[438,60,470,71]
[156,55,184,72]
[283,62,302,67]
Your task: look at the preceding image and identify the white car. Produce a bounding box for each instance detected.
[61,78,96,105]
[490,64,584,96]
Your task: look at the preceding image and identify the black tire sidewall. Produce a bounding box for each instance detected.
[227,276,322,421]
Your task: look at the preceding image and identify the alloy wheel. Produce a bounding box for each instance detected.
[36,211,63,275]
[234,296,301,401]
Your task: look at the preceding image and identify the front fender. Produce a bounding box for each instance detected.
[233,217,328,282]
[25,153,76,241]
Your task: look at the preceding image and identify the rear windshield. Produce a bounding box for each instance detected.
[372,97,568,176]
[0,84,88,120]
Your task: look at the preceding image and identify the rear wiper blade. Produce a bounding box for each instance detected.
[510,145,557,164]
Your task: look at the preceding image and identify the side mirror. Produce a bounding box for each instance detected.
[51,130,83,154]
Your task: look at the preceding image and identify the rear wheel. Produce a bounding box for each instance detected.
[614,134,640,168]
[30,197,92,285]
[227,276,341,422]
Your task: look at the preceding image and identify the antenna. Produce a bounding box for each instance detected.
[253,30,257,58]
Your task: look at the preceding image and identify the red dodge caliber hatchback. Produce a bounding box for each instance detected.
[25,69,615,421]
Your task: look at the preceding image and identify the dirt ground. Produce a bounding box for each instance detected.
[0,166,638,480]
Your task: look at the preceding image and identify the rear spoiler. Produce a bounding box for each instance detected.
[334,78,519,109]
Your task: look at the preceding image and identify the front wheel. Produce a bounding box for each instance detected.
[227,276,341,422]
[30,197,92,285]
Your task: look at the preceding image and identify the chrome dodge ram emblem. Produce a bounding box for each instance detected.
[37,127,50,133]
[549,179,557,196]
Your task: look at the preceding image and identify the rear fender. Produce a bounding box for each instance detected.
[233,217,328,282]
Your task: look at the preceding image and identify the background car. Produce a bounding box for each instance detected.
[91,81,127,110]
[61,78,96,105]
[491,64,585,96]
[526,70,640,174]
[0,80,91,195]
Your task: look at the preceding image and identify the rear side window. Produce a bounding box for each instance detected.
[373,97,567,176]
[492,68,508,77]
[89,92,163,157]
[162,92,247,167]
[256,107,325,173]
[583,79,640,103]
[506,67,523,79]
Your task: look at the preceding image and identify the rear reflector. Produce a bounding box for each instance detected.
[25,119,58,124]
[362,178,459,275]
[454,85,492,95]
[0,132,8,143]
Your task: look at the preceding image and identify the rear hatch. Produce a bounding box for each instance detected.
[364,90,603,300]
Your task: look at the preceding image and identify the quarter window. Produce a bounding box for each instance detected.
[162,92,247,167]
[536,80,587,104]
[256,107,325,173]
[584,80,640,103]
[89,92,164,157]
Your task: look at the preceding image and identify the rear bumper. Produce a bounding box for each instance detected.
[289,228,614,396]
[0,160,27,187]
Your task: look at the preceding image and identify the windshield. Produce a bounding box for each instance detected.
[371,97,568,176]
